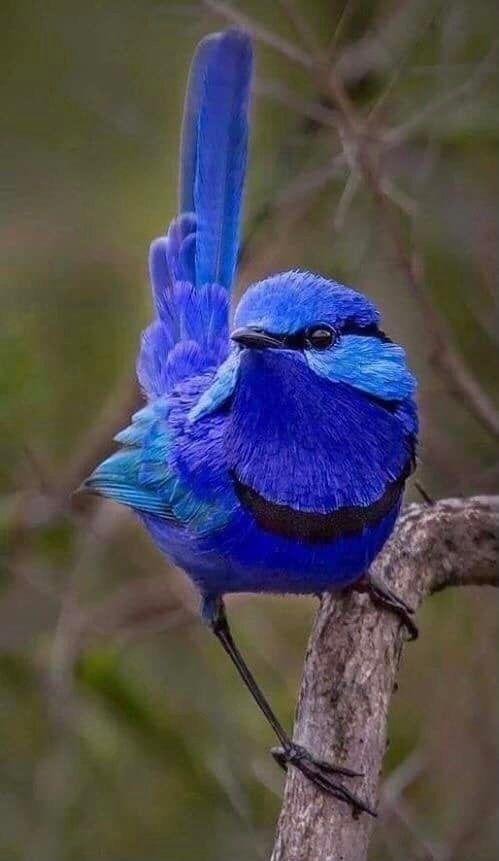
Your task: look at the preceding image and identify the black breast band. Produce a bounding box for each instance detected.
[231,466,411,544]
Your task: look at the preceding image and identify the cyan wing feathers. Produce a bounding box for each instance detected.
[84,400,176,518]
[84,398,230,531]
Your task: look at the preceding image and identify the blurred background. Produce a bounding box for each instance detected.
[1,1,498,859]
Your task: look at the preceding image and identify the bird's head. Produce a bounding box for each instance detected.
[189,270,416,423]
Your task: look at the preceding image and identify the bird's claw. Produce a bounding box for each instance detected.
[271,743,375,817]
[366,578,419,641]
[272,742,362,777]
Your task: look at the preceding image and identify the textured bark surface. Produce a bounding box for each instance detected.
[271,496,499,861]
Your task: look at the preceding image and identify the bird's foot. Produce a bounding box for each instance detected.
[271,742,376,818]
[362,575,418,641]
[414,480,434,506]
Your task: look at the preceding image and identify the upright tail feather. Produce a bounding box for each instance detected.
[179,29,252,292]
[137,29,251,401]
[178,34,219,215]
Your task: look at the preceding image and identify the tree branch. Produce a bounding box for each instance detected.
[271,496,499,861]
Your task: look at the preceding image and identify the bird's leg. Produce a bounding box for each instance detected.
[414,480,434,506]
[356,573,418,640]
[203,596,376,817]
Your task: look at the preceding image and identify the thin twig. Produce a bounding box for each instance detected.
[327,0,356,56]
[203,0,314,69]
[335,0,447,85]
[385,43,498,145]
[278,0,325,62]
[254,78,339,129]
[275,155,346,206]
[325,51,499,437]
[332,168,361,230]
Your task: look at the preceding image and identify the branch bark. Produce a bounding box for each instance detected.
[271,496,499,861]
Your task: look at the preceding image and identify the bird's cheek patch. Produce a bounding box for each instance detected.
[306,337,416,402]
[188,350,241,422]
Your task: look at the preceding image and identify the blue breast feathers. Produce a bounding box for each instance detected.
[224,349,414,513]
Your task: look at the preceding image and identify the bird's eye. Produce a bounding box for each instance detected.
[305,325,336,349]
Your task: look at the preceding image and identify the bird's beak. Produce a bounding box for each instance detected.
[231,327,283,349]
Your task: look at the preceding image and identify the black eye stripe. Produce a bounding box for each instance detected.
[282,331,307,349]
[258,322,391,349]
[340,322,393,343]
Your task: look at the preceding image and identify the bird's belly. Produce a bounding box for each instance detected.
[213,501,400,594]
[143,499,400,597]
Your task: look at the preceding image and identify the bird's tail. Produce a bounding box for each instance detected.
[148,28,253,307]
[180,28,253,292]
[137,29,252,401]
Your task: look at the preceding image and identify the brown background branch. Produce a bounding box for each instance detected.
[271,496,499,861]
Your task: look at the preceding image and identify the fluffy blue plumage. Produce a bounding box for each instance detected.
[83,29,420,811]
[235,270,380,331]
[85,27,418,604]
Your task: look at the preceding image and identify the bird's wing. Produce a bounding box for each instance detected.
[137,29,253,401]
[84,396,230,532]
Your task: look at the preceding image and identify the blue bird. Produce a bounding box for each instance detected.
[83,28,418,815]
